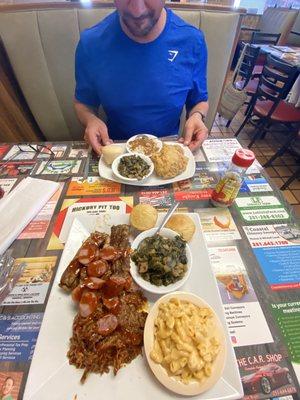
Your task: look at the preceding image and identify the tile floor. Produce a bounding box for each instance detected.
[213,108,300,217]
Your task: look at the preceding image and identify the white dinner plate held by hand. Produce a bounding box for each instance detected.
[98,142,196,187]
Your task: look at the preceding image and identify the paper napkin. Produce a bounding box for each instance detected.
[0,177,60,255]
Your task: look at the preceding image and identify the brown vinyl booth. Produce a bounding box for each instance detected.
[0,1,245,141]
[287,10,300,47]
[241,7,299,45]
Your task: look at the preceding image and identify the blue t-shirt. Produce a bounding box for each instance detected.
[75,9,208,140]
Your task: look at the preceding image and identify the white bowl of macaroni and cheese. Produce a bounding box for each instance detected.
[143,292,226,396]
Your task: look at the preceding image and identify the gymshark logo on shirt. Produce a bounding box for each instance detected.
[168,50,179,62]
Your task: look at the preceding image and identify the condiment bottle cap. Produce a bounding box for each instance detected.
[232,148,255,168]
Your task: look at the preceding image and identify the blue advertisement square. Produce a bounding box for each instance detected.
[253,246,300,285]
[0,313,43,362]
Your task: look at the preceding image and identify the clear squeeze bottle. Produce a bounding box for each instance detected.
[211,149,255,207]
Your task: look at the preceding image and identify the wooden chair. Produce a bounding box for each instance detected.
[234,55,300,148]
[264,132,300,190]
[281,166,300,190]
[236,7,298,73]
[242,7,298,46]
[251,32,281,76]
[286,9,300,47]
[225,43,260,127]
[234,43,261,88]
[250,31,281,46]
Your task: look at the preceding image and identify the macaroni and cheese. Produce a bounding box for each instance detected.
[150,298,220,385]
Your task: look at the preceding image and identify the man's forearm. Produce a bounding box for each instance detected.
[74,99,99,127]
[188,101,209,120]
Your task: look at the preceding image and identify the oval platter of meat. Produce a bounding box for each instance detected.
[23,214,243,400]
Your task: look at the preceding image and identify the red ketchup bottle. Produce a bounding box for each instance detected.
[211,149,255,207]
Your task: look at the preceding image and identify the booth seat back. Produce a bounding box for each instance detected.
[258,7,298,45]
[287,11,300,46]
[0,5,241,140]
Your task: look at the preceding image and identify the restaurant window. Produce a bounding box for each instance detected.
[266,0,300,7]
[234,0,300,13]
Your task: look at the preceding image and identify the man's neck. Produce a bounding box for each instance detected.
[120,8,167,44]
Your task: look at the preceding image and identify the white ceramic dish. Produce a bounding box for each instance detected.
[144,292,226,396]
[99,142,196,187]
[24,213,243,400]
[111,153,154,182]
[130,227,192,295]
[126,134,163,156]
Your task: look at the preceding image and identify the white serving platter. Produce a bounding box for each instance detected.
[24,213,243,400]
[98,142,196,186]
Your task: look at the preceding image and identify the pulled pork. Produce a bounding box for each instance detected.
[59,224,147,383]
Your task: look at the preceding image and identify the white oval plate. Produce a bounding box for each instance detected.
[130,227,192,295]
[99,142,196,187]
[126,134,163,156]
[144,292,227,396]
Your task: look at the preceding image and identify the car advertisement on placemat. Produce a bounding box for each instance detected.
[237,352,297,399]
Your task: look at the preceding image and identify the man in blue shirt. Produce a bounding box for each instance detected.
[74,0,209,154]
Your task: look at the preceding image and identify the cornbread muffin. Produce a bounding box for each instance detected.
[165,214,196,241]
[130,204,158,231]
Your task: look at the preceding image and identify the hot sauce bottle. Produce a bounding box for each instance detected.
[211,149,255,207]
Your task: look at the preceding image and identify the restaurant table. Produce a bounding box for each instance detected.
[0,138,299,400]
[254,45,300,70]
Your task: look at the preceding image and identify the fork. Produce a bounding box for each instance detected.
[154,201,179,235]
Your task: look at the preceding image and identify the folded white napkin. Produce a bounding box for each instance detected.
[0,177,60,255]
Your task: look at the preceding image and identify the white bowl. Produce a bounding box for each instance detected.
[111,153,154,182]
[144,291,227,396]
[126,134,163,156]
[130,227,192,294]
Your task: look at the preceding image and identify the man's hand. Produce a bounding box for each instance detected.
[84,116,113,155]
[179,112,208,152]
